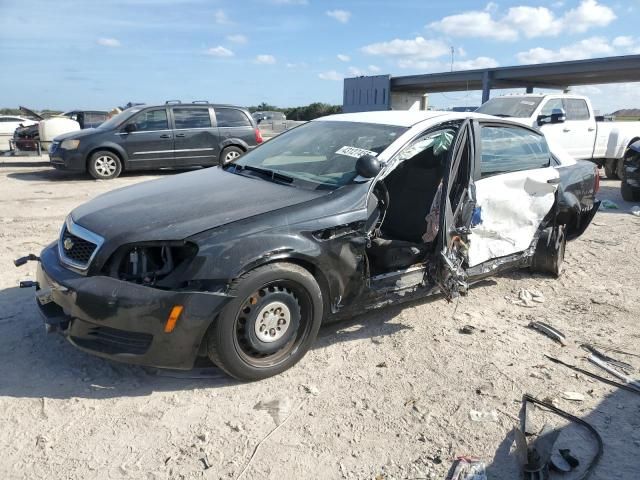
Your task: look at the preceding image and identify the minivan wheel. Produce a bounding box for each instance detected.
[88,151,122,179]
[207,263,323,381]
[220,146,244,165]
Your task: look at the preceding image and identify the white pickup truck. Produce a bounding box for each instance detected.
[476,94,640,179]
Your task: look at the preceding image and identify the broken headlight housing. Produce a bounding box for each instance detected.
[105,241,198,288]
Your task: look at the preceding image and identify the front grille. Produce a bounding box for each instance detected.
[72,326,153,355]
[58,218,104,272]
[61,227,97,265]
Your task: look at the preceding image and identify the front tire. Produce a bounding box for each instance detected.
[88,150,122,179]
[207,263,323,381]
[220,146,244,165]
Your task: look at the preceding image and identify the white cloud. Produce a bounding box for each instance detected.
[318,70,343,81]
[429,0,615,40]
[96,37,121,47]
[516,36,613,63]
[562,0,616,33]
[613,36,634,48]
[368,64,381,73]
[429,11,518,41]
[362,36,450,60]
[206,46,234,57]
[326,9,351,23]
[214,9,231,25]
[226,34,248,44]
[347,66,363,76]
[397,56,499,72]
[286,62,308,68]
[337,53,350,62]
[255,54,276,64]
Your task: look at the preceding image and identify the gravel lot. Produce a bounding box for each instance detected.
[1,155,639,480]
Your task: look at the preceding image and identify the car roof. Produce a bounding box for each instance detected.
[139,103,249,110]
[315,110,498,127]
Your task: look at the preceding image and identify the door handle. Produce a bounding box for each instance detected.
[547,177,560,184]
[175,133,186,138]
[159,134,171,139]
[562,128,571,132]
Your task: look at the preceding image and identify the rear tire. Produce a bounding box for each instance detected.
[604,159,618,180]
[220,146,244,165]
[207,263,323,381]
[531,225,566,278]
[88,150,122,179]
[621,181,640,201]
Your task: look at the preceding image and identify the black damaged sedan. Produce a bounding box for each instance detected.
[19,112,600,380]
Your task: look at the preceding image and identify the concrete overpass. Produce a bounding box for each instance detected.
[343,54,640,112]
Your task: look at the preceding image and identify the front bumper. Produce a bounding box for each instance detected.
[35,243,230,369]
[49,146,86,172]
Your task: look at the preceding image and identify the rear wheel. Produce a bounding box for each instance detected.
[207,263,323,381]
[88,150,122,179]
[531,225,566,278]
[220,146,244,165]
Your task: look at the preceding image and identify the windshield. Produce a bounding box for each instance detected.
[97,107,143,130]
[227,121,406,190]
[476,97,543,118]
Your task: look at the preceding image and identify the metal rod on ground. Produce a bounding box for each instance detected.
[588,355,640,392]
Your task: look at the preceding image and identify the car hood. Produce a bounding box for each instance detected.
[53,128,98,142]
[71,167,326,246]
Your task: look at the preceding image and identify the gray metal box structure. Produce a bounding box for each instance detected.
[343,75,391,113]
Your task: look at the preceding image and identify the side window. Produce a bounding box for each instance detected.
[480,125,550,178]
[173,108,212,129]
[540,98,563,116]
[130,109,168,131]
[87,113,107,125]
[216,108,251,128]
[564,99,590,120]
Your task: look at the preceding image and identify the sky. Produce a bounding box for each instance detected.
[1,0,639,113]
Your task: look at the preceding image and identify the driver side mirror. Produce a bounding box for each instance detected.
[123,123,137,133]
[356,154,382,178]
[537,108,566,126]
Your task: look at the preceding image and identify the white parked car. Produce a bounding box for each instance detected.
[476,94,640,179]
[0,115,38,151]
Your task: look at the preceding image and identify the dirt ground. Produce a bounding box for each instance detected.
[1,155,639,480]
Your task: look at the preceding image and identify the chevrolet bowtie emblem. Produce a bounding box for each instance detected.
[63,237,74,251]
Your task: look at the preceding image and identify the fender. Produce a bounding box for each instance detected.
[219,137,251,152]
[85,141,129,165]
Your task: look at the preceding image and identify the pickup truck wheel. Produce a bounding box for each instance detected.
[207,263,323,381]
[220,146,244,165]
[621,180,640,201]
[616,157,626,180]
[531,226,566,278]
[604,160,618,180]
[88,151,122,179]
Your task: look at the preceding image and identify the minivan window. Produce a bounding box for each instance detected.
[480,125,550,178]
[130,109,168,131]
[216,108,251,127]
[564,99,590,121]
[173,108,211,129]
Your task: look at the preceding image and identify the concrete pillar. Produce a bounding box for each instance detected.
[481,71,492,103]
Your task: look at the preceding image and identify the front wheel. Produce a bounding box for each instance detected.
[88,150,122,179]
[207,263,323,381]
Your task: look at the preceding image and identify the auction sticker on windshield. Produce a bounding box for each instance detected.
[336,146,378,158]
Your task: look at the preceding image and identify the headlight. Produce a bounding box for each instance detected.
[61,139,80,150]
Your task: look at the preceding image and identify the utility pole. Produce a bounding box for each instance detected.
[450,46,454,72]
